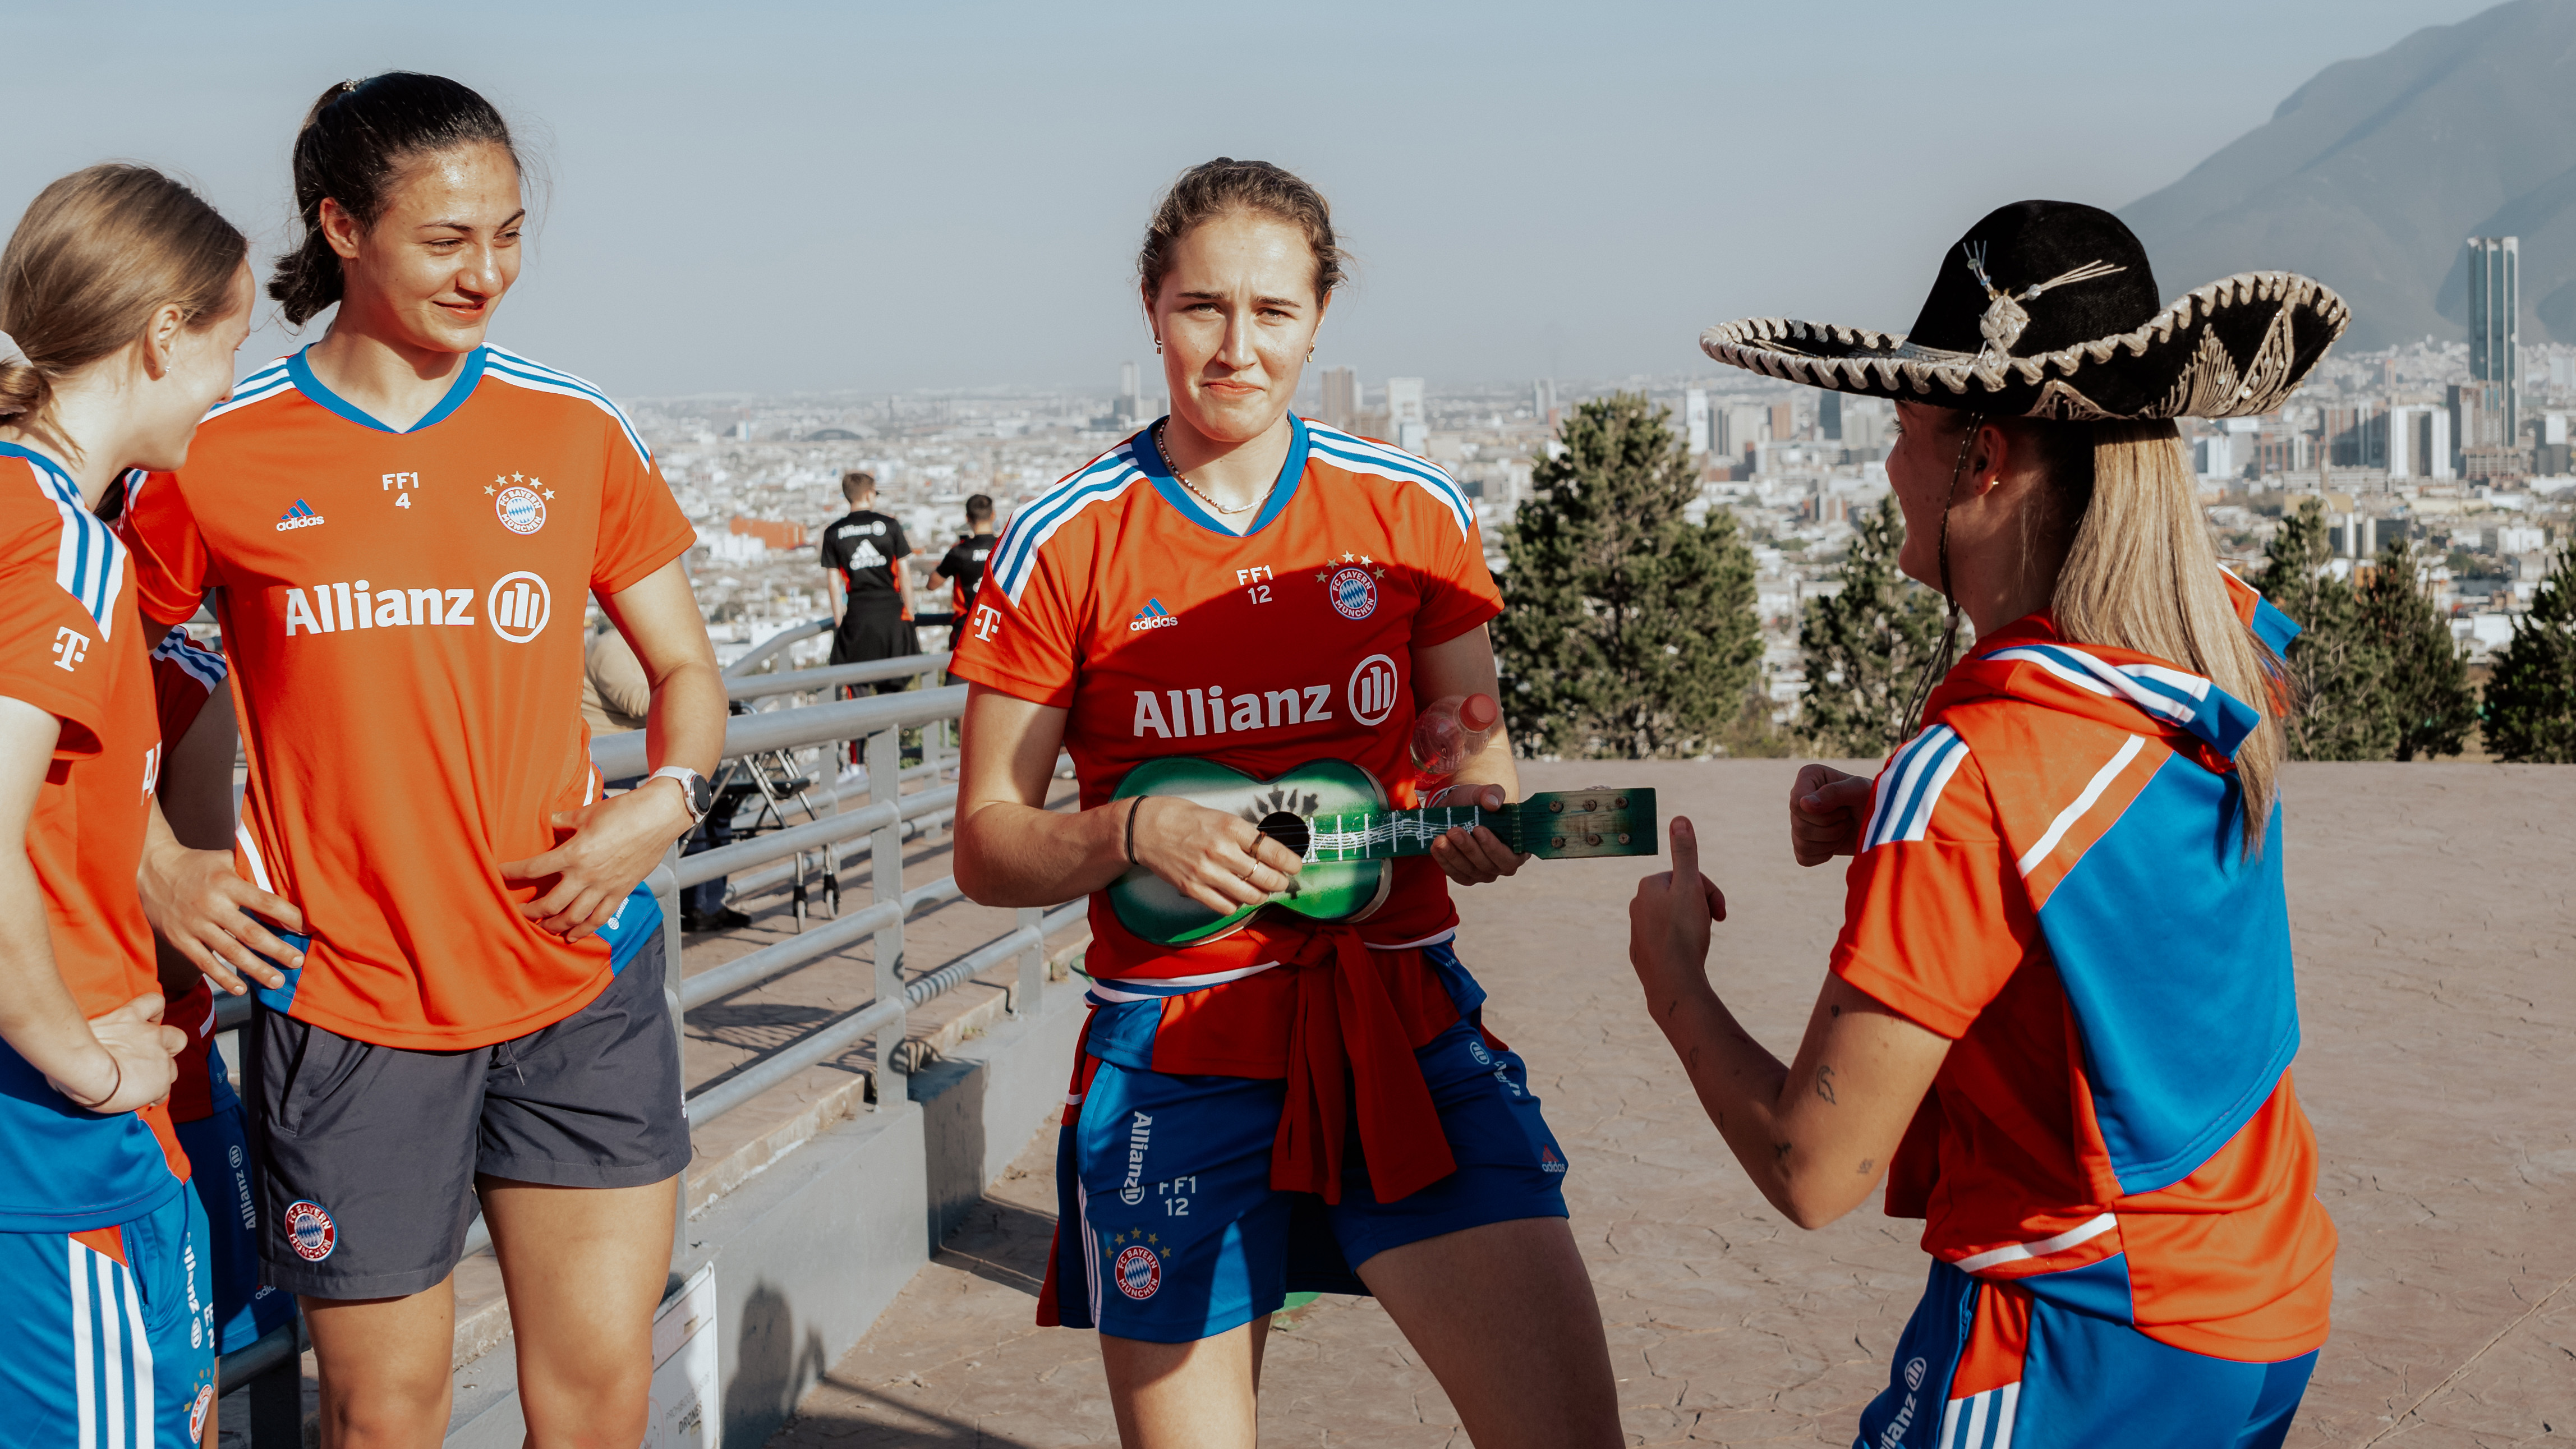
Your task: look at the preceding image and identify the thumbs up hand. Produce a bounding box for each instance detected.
[1628,817,1726,1008]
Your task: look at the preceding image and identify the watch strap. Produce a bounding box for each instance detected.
[649,765,712,825]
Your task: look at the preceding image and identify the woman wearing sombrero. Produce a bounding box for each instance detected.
[1627,200,2340,1445]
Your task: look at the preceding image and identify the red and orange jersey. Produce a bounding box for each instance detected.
[1834,596,2334,1363]
[116,346,696,1051]
[949,415,1501,990]
[0,445,189,1230]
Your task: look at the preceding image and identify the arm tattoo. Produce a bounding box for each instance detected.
[1772,1140,1792,1162]
[1814,1064,1839,1106]
[1857,1158,1874,1175]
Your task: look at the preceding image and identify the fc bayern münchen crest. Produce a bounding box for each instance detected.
[1114,1244,1162,1300]
[1328,564,1378,620]
[284,1199,338,1262]
[495,484,547,535]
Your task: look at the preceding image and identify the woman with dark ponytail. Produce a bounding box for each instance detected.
[0,162,250,1449]
[118,73,725,1446]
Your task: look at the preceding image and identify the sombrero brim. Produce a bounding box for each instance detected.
[1700,272,2349,421]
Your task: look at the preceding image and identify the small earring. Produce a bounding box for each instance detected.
[1308,346,1315,361]
[1154,339,1163,355]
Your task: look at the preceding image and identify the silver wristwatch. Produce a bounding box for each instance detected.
[649,765,714,826]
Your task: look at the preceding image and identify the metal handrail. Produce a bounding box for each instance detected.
[726,653,950,702]
[590,684,967,780]
[680,876,960,1011]
[678,901,1075,1126]
[675,785,956,889]
[720,617,830,678]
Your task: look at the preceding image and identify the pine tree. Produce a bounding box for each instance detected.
[1493,392,1764,758]
[1795,494,1951,757]
[2354,538,2476,761]
[2257,498,2392,761]
[2484,544,2576,762]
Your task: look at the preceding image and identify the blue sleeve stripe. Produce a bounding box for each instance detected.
[150,625,228,688]
[987,447,1145,602]
[1303,425,1476,540]
[482,348,653,466]
[1864,725,1968,850]
[201,366,297,424]
[4,445,127,636]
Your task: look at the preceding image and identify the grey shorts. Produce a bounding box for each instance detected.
[243,936,691,1299]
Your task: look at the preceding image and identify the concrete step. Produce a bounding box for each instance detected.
[437,936,1094,1446]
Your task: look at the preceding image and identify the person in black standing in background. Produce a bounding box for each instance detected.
[934,492,996,685]
[820,468,917,695]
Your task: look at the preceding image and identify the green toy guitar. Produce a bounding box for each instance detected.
[1107,756,1658,947]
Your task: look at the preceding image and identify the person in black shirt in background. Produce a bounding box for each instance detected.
[820,469,917,694]
[933,493,996,684]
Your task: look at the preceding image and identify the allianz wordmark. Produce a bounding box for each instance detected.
[278,572,553,644]
[1129,652,1404,739]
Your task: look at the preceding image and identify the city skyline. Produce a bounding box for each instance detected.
[7,0,2504,397]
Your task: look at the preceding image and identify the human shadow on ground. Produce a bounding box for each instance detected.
[720,1279,832,1447]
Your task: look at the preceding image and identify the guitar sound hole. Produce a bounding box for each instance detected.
[1258,811,1312,858]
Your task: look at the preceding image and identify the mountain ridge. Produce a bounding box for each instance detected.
[2122,0,2576,350]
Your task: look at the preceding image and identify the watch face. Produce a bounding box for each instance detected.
[689,775,715,816]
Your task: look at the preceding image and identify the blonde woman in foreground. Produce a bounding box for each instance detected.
[1631,200,2342,1448]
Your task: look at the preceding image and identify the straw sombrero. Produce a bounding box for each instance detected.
[1700,200,2348,420]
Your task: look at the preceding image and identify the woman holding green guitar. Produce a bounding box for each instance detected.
[949,159,1622,1448]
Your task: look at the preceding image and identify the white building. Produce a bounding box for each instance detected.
[1682,389,1710,456]
[1321,366,1359,431]
[2386,405,2453,480]
[1387,378,1427,454]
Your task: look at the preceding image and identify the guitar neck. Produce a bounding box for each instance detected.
[1299,789,1655,862]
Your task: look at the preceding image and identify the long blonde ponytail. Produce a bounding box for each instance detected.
[2050,421,2288,852]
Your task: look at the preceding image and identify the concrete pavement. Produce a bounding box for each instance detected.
[767,760,2575,1447]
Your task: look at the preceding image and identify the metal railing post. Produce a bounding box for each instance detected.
[1013,906,1044,1019]
[660,841,688,1275]
[246,1331,301,1445]
[866,727,907,1107]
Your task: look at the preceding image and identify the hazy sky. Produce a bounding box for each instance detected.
[8,1,2504,399]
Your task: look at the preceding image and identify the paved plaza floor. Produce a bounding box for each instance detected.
[768,760,2575,1447]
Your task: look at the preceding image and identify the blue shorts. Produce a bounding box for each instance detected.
[0,1184,218,1447]
[171,1039,296,1354]
[1860,1258,2315,1448]
[1051,1014,1570,1344]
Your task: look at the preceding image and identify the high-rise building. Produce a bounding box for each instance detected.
[2386,406,2451,481]
[1320,366,1359,431]
[1117,361,1142,424]
[1768,401,1796,443]
[1532,378,1556,420]
[1818,391,1843,441]
[1387,378,1427,454]
[1682,389,1710,455]
[2465,236,2519,439]
[1720,405,1769,461]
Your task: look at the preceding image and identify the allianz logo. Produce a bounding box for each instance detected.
[280,571,553,645]
[1127,654,1402,739]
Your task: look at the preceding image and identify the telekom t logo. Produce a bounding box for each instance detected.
[50,627,89,671]
[971,605,1002,642]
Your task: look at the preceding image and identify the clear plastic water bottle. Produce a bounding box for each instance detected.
[1410,692,1499,792]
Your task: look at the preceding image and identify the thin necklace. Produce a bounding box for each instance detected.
[1154,422,1272,517]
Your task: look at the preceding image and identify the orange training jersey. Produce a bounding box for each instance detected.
[117,346,697,1050]
[948,416,1501,982]
[1833,610,2335,1362]
[0,445,190,1231]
